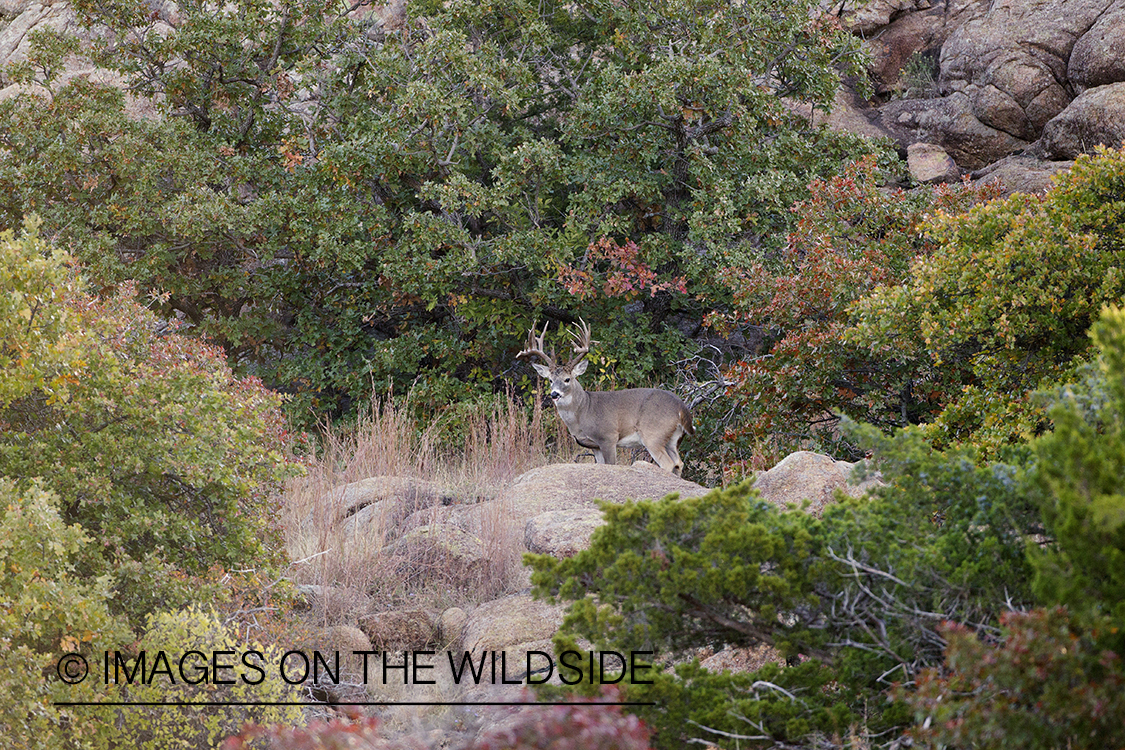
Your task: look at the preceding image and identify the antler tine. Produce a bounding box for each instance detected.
[566,317,595,368]
[516,321,555,367]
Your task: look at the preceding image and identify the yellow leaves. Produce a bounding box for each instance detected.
[277,141,304,173]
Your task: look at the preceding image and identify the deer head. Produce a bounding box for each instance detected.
[515,319,594,407]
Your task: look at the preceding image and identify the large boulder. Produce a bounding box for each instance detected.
[358,609,439,650]
[1038,82,1125,159]
[1068,0,1125,92]
[878,92,1030,169]
[328,476,459,518]
[907,142,961,183]
[497,461,710,524]
[971,153,1074,194]
[460,593,567,680]
[752,451,882,516]
[382,523,495,589]
[524,508,605,558]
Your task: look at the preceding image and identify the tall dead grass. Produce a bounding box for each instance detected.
[282,392,571,623]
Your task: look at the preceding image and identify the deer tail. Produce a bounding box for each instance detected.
[681,406,695,436]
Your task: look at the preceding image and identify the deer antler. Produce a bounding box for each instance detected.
[516,321,555,367]
[566,318,595,368]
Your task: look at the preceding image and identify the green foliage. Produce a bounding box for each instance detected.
[114,607,303,749]
[0,217,85,406]
[0,479,128,750]
[0,225,300,623]
[881,305,1125,749]
[528,441,1037,747]
[0,0,881,429]
[1031,305,1125,643]
[851,145,1125,454]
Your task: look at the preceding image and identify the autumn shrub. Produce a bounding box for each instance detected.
[111,607,304,749]
[469,688,652,750]
[0,223,301,625]
[715,157,999,468]
[904,608,1125,750]
[850,144,1125,455]
[0,479,128,750]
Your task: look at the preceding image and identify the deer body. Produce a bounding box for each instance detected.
[518,321,694,475]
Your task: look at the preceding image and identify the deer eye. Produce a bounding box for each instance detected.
[564,378,570,384]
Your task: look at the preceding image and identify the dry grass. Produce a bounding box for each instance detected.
[282,392,571,625]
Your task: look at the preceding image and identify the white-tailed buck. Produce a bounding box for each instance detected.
[517,319,694,475]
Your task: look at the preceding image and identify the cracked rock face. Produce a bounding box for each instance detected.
[831,0,1125,183]
[940,0,1116,141]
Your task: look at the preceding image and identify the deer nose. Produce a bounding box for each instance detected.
[549,391,562,401]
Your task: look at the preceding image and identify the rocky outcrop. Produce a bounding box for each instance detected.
[289,452,884,710]
[829,0,1125,190]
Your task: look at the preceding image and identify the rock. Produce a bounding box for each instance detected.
[752,451,881,516]
[971,153,1073,195]
[358,609,438,650]
[461,593,566,675]
[1038,82,1125,160]
[907,142,961,183]
[498,461,709,525]
[524,508,605,558]
[879,93,1029,170]
[842,0,1125,173]
[339,498,411,540]
[439,607,469,647]
[836,0,935,36]
[327,476,458,517]
[856,0,987,94]
[382,522,495,589]
[297,625,374,703]
[786,86,898,141]
[400,502,493,537]
[1068,0,1125,92]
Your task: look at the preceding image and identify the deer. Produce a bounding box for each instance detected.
[516,319,694,476]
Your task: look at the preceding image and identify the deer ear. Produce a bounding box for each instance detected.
[572,359,588,377]
[531,363,552,379]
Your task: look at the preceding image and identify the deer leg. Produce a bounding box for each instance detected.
[666,442,683,476]
[641,438,676,473]
[596,442,616,465]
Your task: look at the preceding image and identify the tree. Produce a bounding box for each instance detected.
[1,0,879,429]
